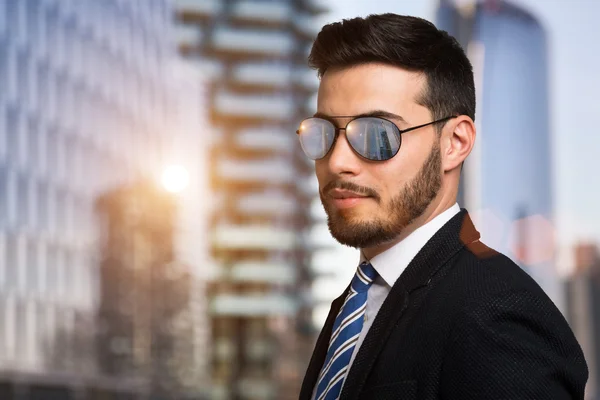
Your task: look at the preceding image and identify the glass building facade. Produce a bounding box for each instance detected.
[0,0,209,397]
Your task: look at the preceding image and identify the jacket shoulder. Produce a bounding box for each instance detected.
[452,239,554,301]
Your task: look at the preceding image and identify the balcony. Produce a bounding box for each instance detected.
[211,293,297,316]
[216,157,296,184]
[214,91,295,121]
[302,92,318,115]
[297,174,319,198]
[175,0,223,20]
[231,1,292,26]
[229,261,297,285]
[174,24,202,48]
[296,0,328,16]
[231,62,292,88]
[211,27,295,58]
[212,223,297,251]
[236,190,298,216]
[235,126,296,153]
[293,67,319,91]
[182,56,224,81]
[293,14,321,41]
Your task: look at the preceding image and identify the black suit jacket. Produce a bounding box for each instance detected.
[300,209,588,400]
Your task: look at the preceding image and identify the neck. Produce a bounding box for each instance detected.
[361,194,457,260]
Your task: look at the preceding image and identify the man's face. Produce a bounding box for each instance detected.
[315,63,442,249]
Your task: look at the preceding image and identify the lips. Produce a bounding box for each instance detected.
[329,189,369,199]
[326,189,372,210]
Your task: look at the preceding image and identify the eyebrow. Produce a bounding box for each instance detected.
[313,110,408,125]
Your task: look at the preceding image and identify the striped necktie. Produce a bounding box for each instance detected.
[314,262,378,400]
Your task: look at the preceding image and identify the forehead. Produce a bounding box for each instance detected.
[316,63,426,118]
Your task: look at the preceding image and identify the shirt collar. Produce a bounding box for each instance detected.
[360,203,461,287]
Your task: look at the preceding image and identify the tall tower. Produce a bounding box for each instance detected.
[174,1,326,399]
[436,0,561,309]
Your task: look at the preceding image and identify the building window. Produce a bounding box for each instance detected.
[0,105,6,162]
[17,175,30,228]
[37,240,47,295]
[5,168,16,228]
[36,63,49,116]
[6,107,21,167]
[47,185,56,235]
[0,164,8,226]
[15,298,27,366]
[3,295,16,361]
[17,51,30,112]
[5,233,19,290]
[25,298,37,367]
[37,181,48,232]
[0,295,5,362]
[56,132,67,186]
[28,117,40,175]
[0,233,5,289]
[56,189,67,237]
[26,238,39,293]
[46,244,58,299]
[56,247,66,300]
[29,176,37,230]
[46,128,58,180]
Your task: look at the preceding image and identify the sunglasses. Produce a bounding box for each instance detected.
[296,115,456,161]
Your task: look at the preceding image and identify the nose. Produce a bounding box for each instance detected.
[324,130,362,176]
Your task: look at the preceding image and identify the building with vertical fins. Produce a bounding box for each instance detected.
[0,0,210,398]
[174,1,326,399]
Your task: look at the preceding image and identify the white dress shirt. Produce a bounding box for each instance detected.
[347,203,460,371]
[311,203,460,399]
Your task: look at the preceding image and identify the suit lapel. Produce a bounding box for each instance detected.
[339,209,480,400]
[299,288,348,400]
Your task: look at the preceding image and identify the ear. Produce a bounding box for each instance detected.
[442,116,476,172]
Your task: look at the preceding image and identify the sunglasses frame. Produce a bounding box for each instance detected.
[296,115,457,161]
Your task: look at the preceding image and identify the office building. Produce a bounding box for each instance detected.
[436,0,563,310]
[0,0,209,397]
[174,1,325,399]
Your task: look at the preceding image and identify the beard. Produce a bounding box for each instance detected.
[320,140,442,249]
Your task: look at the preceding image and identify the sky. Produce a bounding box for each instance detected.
[310,0,600,321]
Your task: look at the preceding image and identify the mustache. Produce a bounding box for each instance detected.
[321,180,380,202]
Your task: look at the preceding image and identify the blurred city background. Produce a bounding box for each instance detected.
[0,0,598,399]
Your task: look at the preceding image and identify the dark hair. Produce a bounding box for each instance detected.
[308,13,476,125]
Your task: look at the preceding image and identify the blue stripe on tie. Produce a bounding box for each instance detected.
[314,262,378,400]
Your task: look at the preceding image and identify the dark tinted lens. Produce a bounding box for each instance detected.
[346,117,401,160]
[297,118,336,160]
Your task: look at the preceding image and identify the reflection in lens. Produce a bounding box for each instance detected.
[347,118,400,160]
[298,118,335,160]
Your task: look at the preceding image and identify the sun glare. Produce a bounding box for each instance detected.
[161,165,190,193]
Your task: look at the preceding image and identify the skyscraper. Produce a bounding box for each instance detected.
[0,0,209,397]
[174,1,325,399]
[436,0,562,309]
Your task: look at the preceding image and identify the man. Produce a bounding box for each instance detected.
[296,13,588,400]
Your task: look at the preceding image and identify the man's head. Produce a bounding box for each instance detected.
[304,14,476,253]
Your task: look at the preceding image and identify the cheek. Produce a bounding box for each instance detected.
[315,161,329,187]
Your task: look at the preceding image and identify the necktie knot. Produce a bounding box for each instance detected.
[351,262,378,293]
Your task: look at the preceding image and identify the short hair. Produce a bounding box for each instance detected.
[308,13,476,125]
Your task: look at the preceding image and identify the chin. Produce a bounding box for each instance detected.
[331,207,373,223]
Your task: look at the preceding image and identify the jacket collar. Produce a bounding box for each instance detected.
[340,209,480,399]
[299,209,481,400]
